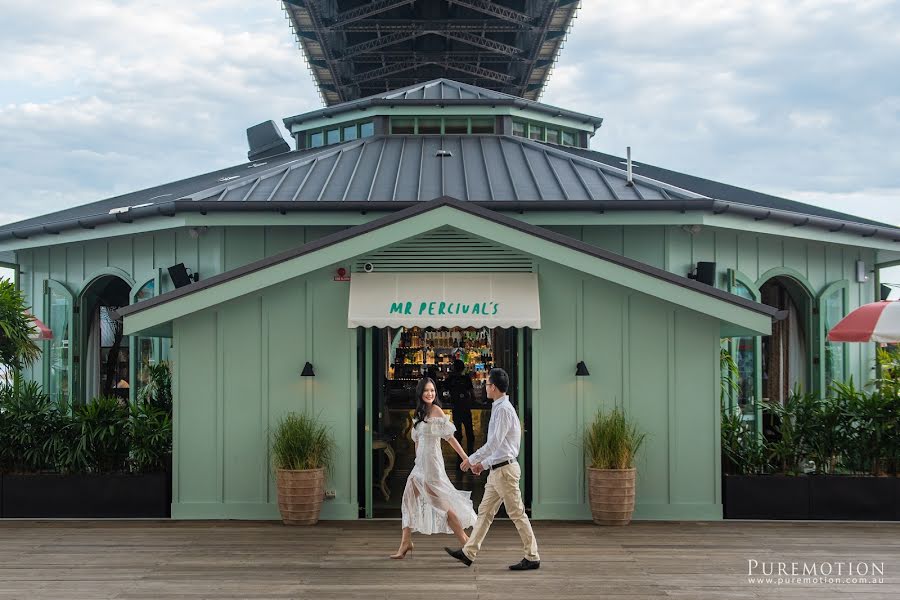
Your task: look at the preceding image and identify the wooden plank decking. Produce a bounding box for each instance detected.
[0,520,898,599]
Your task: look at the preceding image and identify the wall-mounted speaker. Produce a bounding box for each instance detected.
[688,261,717,287]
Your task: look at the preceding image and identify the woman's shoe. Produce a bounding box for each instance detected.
[390,542,414,559]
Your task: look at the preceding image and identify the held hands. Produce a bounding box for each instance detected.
[460,458,471,472]
[471,463,484,476]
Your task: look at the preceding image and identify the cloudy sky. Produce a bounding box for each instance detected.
[1,0,899,282]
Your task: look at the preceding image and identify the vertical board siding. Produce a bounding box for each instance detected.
[175,312,219,503]
[531,260,721,520]
[531,262,579,509]
[221,294,264,505]
[627,294,671,506]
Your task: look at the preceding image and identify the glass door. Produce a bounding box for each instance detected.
[368,326,523,518]
[43,280,74,408]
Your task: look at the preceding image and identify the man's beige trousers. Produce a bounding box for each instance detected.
[462,462,540,562]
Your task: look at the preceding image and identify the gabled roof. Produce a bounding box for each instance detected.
[120,197,782,338]
[560,147,900,232]
[177,135,702,204]
[282,78,604,130]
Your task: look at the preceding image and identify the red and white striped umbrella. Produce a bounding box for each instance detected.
[25,311,53,341]
[827,301,900,343]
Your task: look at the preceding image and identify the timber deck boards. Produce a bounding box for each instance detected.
[0,520,897,599]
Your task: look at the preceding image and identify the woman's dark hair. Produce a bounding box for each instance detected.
[413,377,441,427]
[488,368,509,393]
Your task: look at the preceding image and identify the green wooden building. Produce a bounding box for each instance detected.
[2,76,899,521]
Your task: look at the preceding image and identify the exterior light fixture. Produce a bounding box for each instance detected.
[575,361,590,377]
[301,362,315,377]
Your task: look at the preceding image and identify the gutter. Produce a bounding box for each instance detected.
[2,199,898,243]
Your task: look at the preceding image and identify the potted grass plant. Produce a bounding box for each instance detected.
[272,412,335,525]
[584,407,646,525]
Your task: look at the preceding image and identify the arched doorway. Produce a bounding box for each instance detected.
[79,274,132,403]
[759,275,812,405]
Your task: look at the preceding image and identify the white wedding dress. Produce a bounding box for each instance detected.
[401,415,478,534]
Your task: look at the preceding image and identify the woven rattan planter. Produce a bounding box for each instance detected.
[276,468,325,525]
[587,467,636,526]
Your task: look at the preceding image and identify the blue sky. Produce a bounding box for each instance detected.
[1,0,899,283]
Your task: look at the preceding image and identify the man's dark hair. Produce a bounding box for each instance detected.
[452,359,465,373]
[488,368,509,393]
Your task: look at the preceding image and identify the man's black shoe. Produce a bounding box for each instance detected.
[444,547,472,567]
[509,558,540,571]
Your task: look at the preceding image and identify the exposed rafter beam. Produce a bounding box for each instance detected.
[340,30,426,58]
[444,0,534,25]
[350,61,425,83]
[329,0,416,27]
[350,52,525,63]
[349,60,513,85]
[334,19,529,32]
[340,30,522,60]
[438,30,522,56]
[434,61,514,84]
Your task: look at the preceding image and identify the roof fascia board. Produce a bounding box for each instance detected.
[123,207,461,335]
[0,216,189,252]
[702,213,900,252]
[454,211,772,336]
[124,203,772,337]
[289,105,598,134]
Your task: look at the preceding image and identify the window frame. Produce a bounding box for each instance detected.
[817,279,850,396]
[727,269,763,430]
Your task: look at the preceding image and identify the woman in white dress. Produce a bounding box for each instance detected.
[390,377,477,559]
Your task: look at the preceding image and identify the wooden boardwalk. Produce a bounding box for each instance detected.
[0,520,898,599]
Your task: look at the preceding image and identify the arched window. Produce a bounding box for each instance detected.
[726,271,761,426]
[129,272,166,403]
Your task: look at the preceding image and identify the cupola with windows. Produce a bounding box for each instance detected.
[283,78,602,150]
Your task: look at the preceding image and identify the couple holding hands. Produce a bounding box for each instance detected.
[390,367,540,571]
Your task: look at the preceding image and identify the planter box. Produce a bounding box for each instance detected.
[723,475,810,519]
[809,476,898,521]
[1,473,170,518]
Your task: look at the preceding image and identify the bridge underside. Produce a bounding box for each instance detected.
[283,0,579,104]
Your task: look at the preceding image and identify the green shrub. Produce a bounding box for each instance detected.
[721,405,770,475]
[271,413,335,472]
[137,361,172,414]
[0,280,41,373]
[584,407,646,470]
[0,382,172,475]
[129,402,172,473]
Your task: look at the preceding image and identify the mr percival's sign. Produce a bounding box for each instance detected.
[389,300,500,317]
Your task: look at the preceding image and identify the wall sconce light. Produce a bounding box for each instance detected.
[300,362,315,377]
[575,361,590,377]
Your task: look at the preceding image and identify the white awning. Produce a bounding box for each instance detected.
[347,273,541,329]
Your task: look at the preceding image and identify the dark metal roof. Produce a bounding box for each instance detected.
[282,0,580,105]
[0,148,320,239]
[282,78,604,129]
[178,135,700,204]
[559,147,900,233]
[118,196,784,322]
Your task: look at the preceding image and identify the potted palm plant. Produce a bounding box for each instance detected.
[584,407,646,525]
[271,412,335,525]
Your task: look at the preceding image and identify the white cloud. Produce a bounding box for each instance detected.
[0,0,897,245]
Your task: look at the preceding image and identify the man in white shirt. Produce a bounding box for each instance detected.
[445,368,540,571]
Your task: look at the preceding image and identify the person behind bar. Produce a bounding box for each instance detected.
[390,377,477,559]
[445,367,541,571]
[445,359,476,456]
